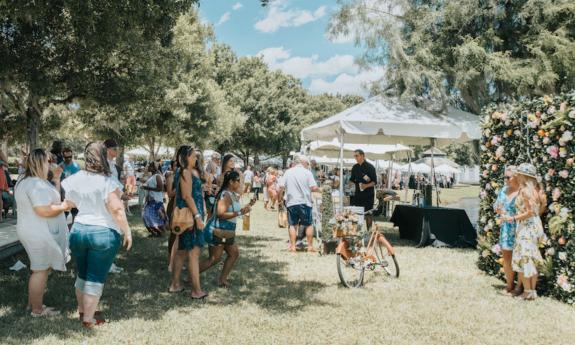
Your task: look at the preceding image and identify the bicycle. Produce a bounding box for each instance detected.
[336,208,400,288]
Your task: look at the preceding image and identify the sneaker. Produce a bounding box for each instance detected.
[109,263,124,274]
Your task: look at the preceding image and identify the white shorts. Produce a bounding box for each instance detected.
[263,186,269,202]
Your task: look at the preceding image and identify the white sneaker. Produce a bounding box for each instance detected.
[109,263,124,273]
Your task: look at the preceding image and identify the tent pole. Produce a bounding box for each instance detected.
[430,139,439,206]
[404,151,411,202]
[339,128,344,212]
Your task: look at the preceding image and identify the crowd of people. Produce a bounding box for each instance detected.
[8,137,475,328]
[494,163,548,300]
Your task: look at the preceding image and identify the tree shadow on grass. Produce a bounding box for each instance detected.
[0,221,332,344]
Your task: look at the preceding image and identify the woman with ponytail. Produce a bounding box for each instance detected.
[200,170,253,288]
[168,145,208,299]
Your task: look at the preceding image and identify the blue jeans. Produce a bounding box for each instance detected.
[69,223,122,296]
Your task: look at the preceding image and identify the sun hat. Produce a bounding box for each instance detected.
[516,163,537,179]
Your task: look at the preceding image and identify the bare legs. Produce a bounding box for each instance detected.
[28,269,50,314]
[502,250,514,292]
[288,225,314,252]
[79,291,100,322]
[170,247,206,297]
[200,244,239,286]
[288,225,297,252]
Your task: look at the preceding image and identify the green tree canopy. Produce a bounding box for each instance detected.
[329,0,575,114]
[0,0,197,148]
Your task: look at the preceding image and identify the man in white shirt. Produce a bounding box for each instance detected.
[278,155,319,252]
[243,165,254,195]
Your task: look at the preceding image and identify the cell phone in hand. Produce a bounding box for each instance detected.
[249,197,257,206]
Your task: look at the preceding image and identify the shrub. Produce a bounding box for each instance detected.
[478,91,575,304]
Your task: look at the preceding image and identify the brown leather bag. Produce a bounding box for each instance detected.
[171,207,194,235]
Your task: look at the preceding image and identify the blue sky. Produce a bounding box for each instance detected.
[199,0,384,96]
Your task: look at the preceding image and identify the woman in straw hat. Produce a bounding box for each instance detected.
[500,163,548,300]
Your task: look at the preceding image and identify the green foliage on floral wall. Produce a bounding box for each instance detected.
[478,91,575,304]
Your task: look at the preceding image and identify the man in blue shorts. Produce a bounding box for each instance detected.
[278,155,319,252]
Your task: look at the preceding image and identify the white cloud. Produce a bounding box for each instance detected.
[232,2,243,10]
[308,67,386,96]
[217,12,231,26]
[257,46,357,79]
[255,2,327,33]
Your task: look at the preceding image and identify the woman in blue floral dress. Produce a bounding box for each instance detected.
[494,166,520,294]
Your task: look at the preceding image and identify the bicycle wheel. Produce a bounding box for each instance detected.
[375,242,400,278]
[337,252,365,288]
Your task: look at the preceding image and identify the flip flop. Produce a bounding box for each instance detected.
[190,292,208,300]
[168,287,185,294]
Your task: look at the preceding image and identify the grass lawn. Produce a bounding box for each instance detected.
[1,189,574,345]
[398,185,480,206]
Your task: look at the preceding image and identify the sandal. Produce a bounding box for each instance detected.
[78,311,103,321]
[31,306,60,317]
[82,318,106,328]
[190,292,209,300]
[168,286,185,294]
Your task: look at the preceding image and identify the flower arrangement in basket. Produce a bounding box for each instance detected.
[332,208,360,238]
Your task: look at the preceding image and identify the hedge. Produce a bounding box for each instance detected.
[478,91,575,304]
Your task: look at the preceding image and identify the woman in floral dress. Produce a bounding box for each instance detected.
[502,163,548,300]
[494,166,520,294]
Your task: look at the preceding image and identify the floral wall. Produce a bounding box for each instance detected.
[477,92,575,304]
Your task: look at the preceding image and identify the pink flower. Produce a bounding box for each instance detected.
[567,158,574,166]
[547,169,555,177]
[552,188,561,201]
[557,274,572,292]
[547,145,559,158]
[491,136,500,146]
[559,170,569,178]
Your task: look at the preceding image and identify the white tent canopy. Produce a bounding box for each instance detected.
[126,145,175,157]
[301,96,480,146]
[307,138,412,160]
[435,164,460,175]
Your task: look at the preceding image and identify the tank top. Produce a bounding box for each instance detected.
[214,190,241,231]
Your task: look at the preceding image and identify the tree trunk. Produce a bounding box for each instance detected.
[254,154,260,168]
[145,137,156,161]
[281,152,289,169]
[26,107,40,149]
[117,145,125,173]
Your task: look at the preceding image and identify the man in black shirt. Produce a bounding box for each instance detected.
[349,149,377,229]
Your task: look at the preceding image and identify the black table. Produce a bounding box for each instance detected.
[390,205,477,248]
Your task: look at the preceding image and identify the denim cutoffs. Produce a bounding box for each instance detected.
[69,223,122,296]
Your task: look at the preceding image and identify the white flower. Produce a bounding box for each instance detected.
[569,110,575,119]
[560,208,570,217]
[543,137,550,144]
[560,131,573,145]
[559,252,568,261]
[548,106,556,114]
[546,247,556,256]
[482,250,490,258]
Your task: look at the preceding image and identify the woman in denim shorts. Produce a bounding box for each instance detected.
[200,171,251,288]
[62,142,132,328]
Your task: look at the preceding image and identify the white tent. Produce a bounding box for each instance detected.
[126,145,175,158]
[399,162,431,174]
[301,96,480,206]
[435,164,460,175]
[307,138,412,160]
[301,96,480,146]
